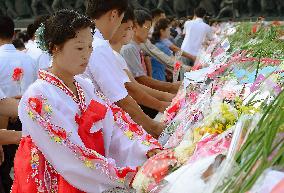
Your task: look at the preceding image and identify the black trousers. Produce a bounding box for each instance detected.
[140,105,158,119]
[0,118,21,193]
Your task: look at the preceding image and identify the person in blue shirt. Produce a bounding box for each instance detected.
[151,18,173,81]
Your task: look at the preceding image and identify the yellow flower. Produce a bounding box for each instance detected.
[28,111,35,119]
[84,160,94,168]
[142,141,151,146]
[53,136,62,143]
[32,154,39,162]
[193,128,203,141]
[118,178,125,184]
[43,105,52,113]
[124,131,133,140]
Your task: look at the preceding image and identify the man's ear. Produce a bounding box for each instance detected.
[109,9,119,22]
[133,25,138,33]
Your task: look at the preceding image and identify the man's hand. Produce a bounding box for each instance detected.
[150,121,166,139]
[0,146,4,166]
[147,148,163,158]
[171,81,182,94]
[158,101,171,113]
[183,65,192,72]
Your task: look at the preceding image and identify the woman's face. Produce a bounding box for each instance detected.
[54,27,93,76]
[160,26,171,39]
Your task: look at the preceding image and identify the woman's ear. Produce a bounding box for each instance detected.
[51,44,60,55]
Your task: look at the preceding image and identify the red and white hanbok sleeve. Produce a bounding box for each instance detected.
[18,88,137,193]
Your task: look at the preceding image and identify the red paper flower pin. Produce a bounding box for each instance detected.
[12,67,24,82]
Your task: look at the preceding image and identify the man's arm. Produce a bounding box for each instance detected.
[125,82,170,113]
[139,83,174,102]
[136,75,181,94]
[115,96,164,138]
[0,129,21,145]
[125,69,174,102]
[169,44,196,61]
[145,56,152,77]
[0,98,19,117]
[140,40,175,71]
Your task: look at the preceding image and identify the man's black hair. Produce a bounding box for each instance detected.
[27,15,50,39]
[122,6,135,23]
[86,0,128,19]
[194,7,207,18]
[151,8,165,19]
[0,16,14,40]
[134,10,152,27]
[12,38,25,49]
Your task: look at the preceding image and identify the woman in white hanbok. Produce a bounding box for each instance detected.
[11,10,161,193]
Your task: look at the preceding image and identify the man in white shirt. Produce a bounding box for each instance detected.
[181,7,213,58]
[110,7,174,118]
[85,0,164,138]
[0,16,37,98]
[26,15,51,71]
[0,15,36,193]
[0,16,36,192]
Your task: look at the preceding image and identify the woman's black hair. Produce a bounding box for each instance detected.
[43,9,93,55]
[151,18,170,44]
[86,0,128,19]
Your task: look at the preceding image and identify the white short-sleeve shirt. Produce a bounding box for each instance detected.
[113,50,129,71]
[0,88,6,100]
[84,30,130,103]
[181,18,213,57]
[25,40,52,71]
[0,44,37,97]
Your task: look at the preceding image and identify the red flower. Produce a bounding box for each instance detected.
[116,167,136,179]
[174,61,181,72]
[252,24,258,34]
[167,100,181,115]
[12,68,23,82]
[28,97,43,115]
[142,149,177,183]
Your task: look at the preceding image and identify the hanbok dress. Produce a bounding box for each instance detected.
[11,70,162,193]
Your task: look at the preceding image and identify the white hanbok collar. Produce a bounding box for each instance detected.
[38,70,86,112]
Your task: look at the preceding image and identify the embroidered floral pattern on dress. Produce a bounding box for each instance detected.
[26,70,137,186]
[38,70,86,111]
[30,145,59,192]
[96,90,162,150]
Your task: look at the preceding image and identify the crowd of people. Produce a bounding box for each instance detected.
[133,0,284,18]
[0,0,213,192]
[0,0,87,18]
[1,0,284,20]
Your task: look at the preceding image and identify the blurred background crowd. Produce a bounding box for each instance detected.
[0,0,283,20]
